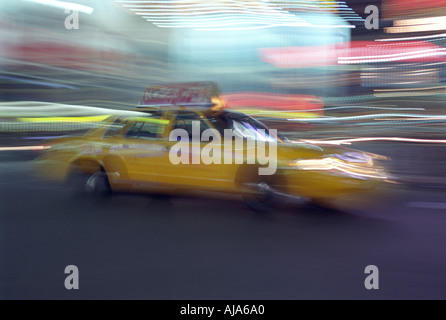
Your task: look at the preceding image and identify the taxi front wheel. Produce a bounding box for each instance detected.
[242,181,277,212]
[241,175,278,212]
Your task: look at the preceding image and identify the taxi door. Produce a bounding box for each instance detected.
[153,110,233,190]
[101,114,172,191]
[122,117,172,183]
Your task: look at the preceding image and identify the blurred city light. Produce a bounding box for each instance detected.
[24,0,94,14]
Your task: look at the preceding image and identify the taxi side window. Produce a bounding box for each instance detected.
[126,116,167,139]
[126,121,144,138]
[140,121,159,138]
[103,117,127,138]
[173,112,210,140]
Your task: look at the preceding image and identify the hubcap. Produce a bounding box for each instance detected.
[85,172,108,195]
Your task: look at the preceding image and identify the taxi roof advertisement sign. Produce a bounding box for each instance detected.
[139,82,220,107]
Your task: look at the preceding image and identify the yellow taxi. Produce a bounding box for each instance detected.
[33,95,391,211]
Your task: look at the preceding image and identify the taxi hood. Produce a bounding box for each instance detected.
[278,140,388,162]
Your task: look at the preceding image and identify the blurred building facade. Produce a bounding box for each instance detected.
[1,0,446,108]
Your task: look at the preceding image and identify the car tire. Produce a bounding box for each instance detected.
[240,169,278,212]
[84,170,112,197]
[66,166,111,198]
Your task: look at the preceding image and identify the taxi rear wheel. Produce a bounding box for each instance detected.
[67,166,111,197]
[84,170,112,197]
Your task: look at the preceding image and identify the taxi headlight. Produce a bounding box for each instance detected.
[290,157,347,171]
[331,152,373,164]
[289,156,388,180]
